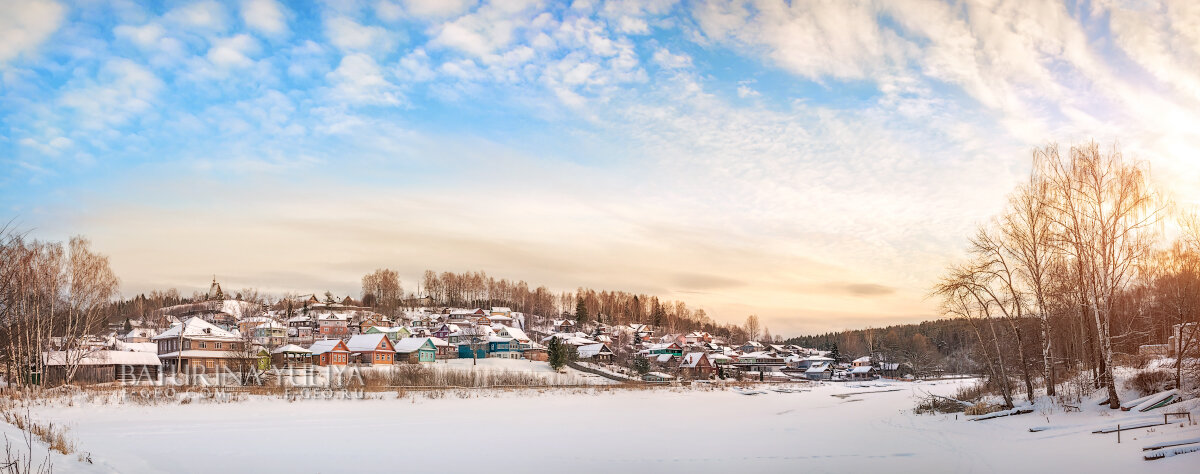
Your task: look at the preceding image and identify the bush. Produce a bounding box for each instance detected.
[1126,369,1174,396]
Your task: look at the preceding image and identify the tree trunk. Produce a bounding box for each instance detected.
[1092,296,1120,409]
[1011,322,1036,403]
[1039,313,1056,396]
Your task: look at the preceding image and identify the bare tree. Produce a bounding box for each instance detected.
[1045,143,1161,408]
[744,315,761,342]
[361,269,402,314]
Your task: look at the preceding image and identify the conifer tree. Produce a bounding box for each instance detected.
[575,299,588,324]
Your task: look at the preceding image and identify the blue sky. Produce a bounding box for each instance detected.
[3,0,1200,335]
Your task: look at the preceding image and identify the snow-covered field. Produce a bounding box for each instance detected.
[432,357,618,384]
[9,378,1199,473]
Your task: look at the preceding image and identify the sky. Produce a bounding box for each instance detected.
[2,0,1200,336]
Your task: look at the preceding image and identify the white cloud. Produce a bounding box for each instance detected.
[325,16,397,54]
[58,59,164,129]
[326,53,402,105]
[207,34,260,68]
[430,0,543,56]
[598,0,678,34]
[401,0,478,19]
[0,0,66,65]
[1102,0,1200,103]
[396,48,437,81]
[651,47,691,69]
[241,0,289,36]
[736,82,759,98]
[693,0,908,81]
[164,0,229,32]
[18,135,73,156]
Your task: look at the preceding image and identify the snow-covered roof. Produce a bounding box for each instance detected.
[252,320,287,330]
[152,317,239,341]
[497,326,530,342]
[394,338,434,353]
[308,339,348,355]
[852,356,871,363]
[679,352,708,368]
[121,328,157,339]
[805,363,832,373]
[271,344,312,354]
[577,343,613,358]
[849,366,875,374]
[654,354,675,363]
[43,350,160,366]
[112,341,157,353]
[425,337,449,348]
[346,334,391,352]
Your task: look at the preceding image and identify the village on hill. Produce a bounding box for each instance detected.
[42,278,909,387]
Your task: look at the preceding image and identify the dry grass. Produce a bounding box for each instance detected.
[964,403,1002,416]
[1,411,74,455]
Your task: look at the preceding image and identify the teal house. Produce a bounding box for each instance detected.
[394,338,436,363]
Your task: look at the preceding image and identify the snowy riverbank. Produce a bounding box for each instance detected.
[10,378,1199,473]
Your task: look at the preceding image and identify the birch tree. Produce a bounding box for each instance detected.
[1046,143,1160,408]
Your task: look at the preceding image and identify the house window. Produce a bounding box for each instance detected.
[205,360,214,369]
[199,342,207,349]
[184,341,191,349]
[215,342,222,349]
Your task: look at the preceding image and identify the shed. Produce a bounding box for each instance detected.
[42,350,160,384]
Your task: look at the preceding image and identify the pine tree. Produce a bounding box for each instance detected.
[829,342,841,362]
[632,356,650,375]
[575,299,588,324]
[547,337,570,371]
[123,318,132,333]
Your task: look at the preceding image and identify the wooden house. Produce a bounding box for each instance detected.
[804,362,833,380]
[316,313,350,338]
[647,342,683,356]
[308,339,350,366]
[152,317,247,375]
[848,365,877,380]
[427,337,453,359]
[576,343,614,363]
[41,350,160,384]
[679,352,714,379]
[346,334,396,365]
[394,338,436,363]
[487,336,520,359]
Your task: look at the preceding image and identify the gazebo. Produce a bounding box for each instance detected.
[271,344,313,369]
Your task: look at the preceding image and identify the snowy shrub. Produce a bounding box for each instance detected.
[1126,369,1173,396]
[913,396,968,414]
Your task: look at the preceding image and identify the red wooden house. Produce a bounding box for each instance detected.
[308,339,350,366]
